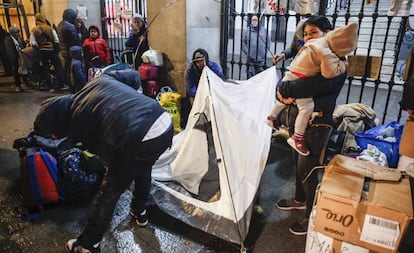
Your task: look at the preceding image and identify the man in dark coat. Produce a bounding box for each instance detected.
[57,8,82,90]
[33,69,173,253]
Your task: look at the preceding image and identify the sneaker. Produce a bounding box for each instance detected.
[65,239,101,253]
[289,217,309,236]
[265,116,279,130]
[276,198,306,211]
[49,88,55,93]
[130,209,148,227]
[15,86,24,92]
[60,85,70,91]
[287,136,310,156]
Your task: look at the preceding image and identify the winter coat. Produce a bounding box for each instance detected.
[4,33,24,64]
[185,49,224,98]
[57,9,81,52]
[285,22,358,81]
[82,25,111,70]
[31,13,59,51]
[33,69,159,163]
[242,24,268,62]
[69,45,87,91]
[125,24,149,67]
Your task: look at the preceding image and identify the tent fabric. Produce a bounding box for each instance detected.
[151,66,278,244]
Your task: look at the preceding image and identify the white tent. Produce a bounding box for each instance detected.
[151,66,278,245]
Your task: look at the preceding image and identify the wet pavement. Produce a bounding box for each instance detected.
[0,75,307,252]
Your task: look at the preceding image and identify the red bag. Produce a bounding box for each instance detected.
[138,63,158,80]
[20,149,63,220]
[145,80,160,98]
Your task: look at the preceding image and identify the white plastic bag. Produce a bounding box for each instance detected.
[356,144,388,167]
[142,49,164,67]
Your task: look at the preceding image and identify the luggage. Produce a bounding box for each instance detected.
[145,80,160,98]
[20,148,63,220]
[138,63,158,80]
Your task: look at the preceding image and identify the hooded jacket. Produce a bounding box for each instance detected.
[185,48,224,97]
[57,9,81,52]
[285,22,358,81]
[31,13,58,50]
[33,69,160,163]
[4,27,25,63]
[69,45,87,91]
[82,25,111,70]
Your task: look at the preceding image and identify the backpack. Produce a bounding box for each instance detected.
[56,147,104,201]
[20,148,64,220]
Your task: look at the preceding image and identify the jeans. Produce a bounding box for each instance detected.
[78,125,174,249]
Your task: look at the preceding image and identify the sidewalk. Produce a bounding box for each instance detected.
[0,71,306,252]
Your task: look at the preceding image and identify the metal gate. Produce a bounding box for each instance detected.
[101,0,147,62]
[220,0,413,123]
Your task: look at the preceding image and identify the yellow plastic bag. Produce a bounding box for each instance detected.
[159,92,182,132]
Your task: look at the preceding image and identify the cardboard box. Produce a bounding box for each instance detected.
[400,120,414,158]
[314,155,413,253]
[306,208,370,253]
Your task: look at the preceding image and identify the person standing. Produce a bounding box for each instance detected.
[4,27,30,92]
[242,15,269,79]
[57,8,82,91]
[82,24,111,72]
[75,18,88,44]
[275,70,347,236]
[31,13,68,92]
[125,14,149,68]
[0,24,13,76]
[69,45,87,92]
[32,69,173,253]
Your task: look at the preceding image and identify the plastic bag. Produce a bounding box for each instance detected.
[355,121,403,167]
[159,92,182,133]
[356,144,388,167]
[141,49,164,66]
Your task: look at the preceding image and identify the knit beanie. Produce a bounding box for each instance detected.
[326,22,359,57]
[133,14,144,22]
[9,26,19,35]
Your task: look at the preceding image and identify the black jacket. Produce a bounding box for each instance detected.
[34,69,164,162]
[277,72,347,126]
[57,9,81,52]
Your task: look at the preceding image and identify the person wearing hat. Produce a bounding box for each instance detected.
[125,13,149,68]
[4,26,31,92]
[185,48,224,104]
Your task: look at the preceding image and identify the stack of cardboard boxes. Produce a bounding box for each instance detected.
[306,154,413,253]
